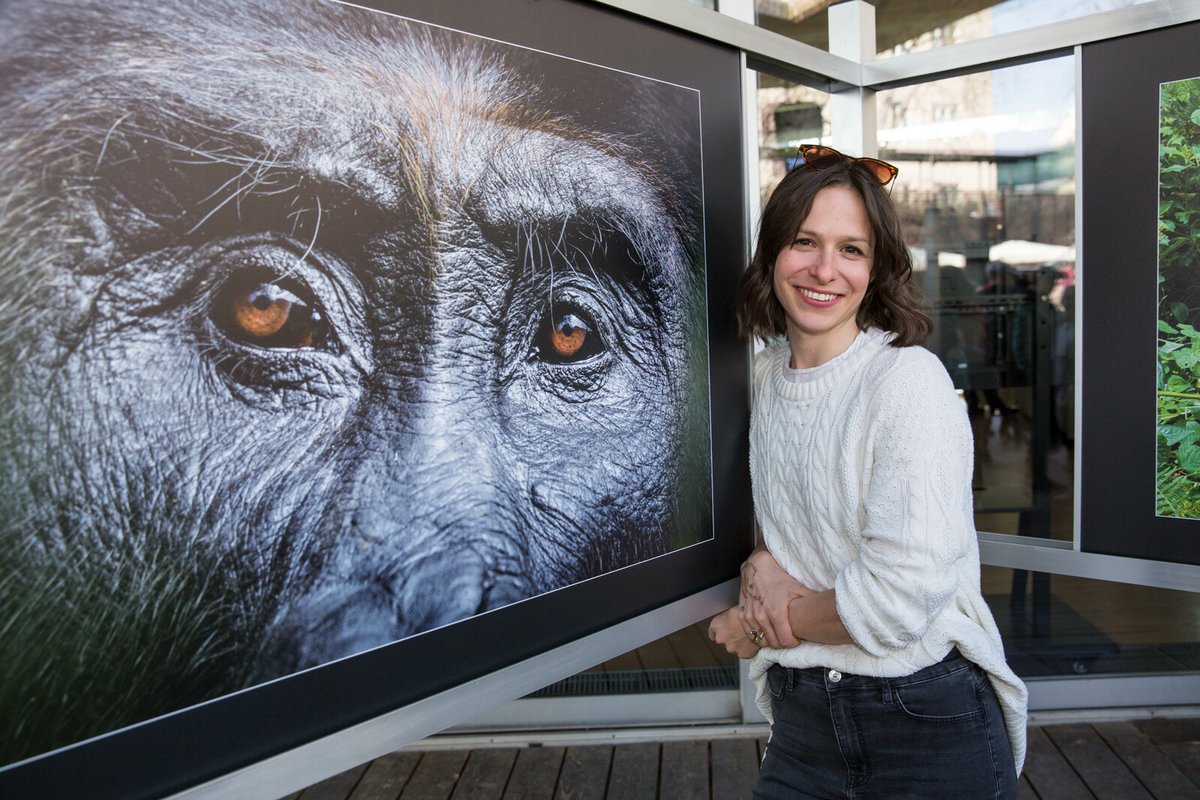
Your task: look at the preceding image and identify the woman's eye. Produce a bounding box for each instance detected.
[537,306,602,363]
[213,273,331,350]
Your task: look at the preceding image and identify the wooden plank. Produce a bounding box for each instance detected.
[1016,774,1038,799]
[1093,721,1200,799]
[598,649,642,671]
[503,747,565,800]
[1134,718,1200,745]
[659,740,708,800]
[634,636,680,671]
[665,625,723,670]
[1159,742,1200,791]
[711,737,759,799]
[450,749,517,800]
[691,618,734,666]
[351,752,422,800]
[401,751,468,800]
[1021,726,1092,800]
[299,764,368,800]
[554,746,612,800]
[606,742,659,800]
[1043,723,1151,800]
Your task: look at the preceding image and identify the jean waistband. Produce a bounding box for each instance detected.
[770,648,970,688]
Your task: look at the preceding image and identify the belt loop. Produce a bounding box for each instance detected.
[881,677,893,704]
[786,667,795,694]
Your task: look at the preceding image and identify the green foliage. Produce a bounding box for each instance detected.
[1160,79,1200,306]
[1156,78,1200,515]
[1156,315,1200,515]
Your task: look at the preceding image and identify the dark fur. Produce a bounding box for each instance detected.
[0,0,710,761]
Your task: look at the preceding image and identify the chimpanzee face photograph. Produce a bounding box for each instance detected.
[0,0,712,762]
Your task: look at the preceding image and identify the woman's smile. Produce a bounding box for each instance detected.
[796,286,841,306]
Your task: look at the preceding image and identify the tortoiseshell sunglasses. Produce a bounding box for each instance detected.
[795,144,898,186]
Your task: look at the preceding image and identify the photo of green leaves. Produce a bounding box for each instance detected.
[1157,75,1200,517]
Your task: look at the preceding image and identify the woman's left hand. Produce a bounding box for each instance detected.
[740,547,812,649]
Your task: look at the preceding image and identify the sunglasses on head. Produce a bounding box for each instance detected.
[795,144,898,186]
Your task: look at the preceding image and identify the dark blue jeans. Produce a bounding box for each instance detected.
[755,651,1017,799]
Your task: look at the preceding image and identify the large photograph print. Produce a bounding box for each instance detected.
[1156,74,1200,518]
[1081,20,1200,565]
[0,0,733,782]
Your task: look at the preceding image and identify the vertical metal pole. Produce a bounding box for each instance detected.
[828,1,875,156]
[717,0,768,726]
[720,0,763,244]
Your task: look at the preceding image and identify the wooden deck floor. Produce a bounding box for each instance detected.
[284,716,1200,800]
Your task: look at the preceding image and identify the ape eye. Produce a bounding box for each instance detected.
[213,272,331,350]
[538,306,602,363]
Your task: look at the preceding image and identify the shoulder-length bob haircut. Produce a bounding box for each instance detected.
[736,158,932,347]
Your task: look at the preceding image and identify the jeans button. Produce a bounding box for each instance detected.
[828,669,842,682]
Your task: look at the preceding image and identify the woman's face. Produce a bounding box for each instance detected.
[772,184,873,367]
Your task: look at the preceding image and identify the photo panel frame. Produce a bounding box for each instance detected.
[1080,19,1200,566]
[0,0,752,796]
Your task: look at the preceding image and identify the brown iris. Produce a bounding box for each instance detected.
[551,314,589,358]
[214,274,329,349]
[539,308,599,363]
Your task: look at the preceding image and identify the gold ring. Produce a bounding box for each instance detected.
[751,629,764,645]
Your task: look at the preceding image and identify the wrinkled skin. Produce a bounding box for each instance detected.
[0,0,710,758]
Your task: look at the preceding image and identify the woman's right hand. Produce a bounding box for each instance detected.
[740,546,810,648]
[708,605,761,659]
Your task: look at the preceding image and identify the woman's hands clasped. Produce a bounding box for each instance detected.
[739,546,812,649]
[709,546,815,657]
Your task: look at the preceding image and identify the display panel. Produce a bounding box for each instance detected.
[0,0,751,796]
[1080,20,1200,565]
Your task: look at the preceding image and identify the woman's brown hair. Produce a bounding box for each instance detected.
[735,158,932,347]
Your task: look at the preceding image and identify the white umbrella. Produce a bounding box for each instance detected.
[989,239,1074,265]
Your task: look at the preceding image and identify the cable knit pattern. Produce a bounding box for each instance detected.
[747,327,1028,773]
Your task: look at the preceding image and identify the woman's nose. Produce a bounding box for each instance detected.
[811,250,836,282]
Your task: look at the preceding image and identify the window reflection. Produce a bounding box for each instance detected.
[752,0,1154,56]
[875,0,1153,59]
[983,566,1200,681]
[876,57,1075,539]
[757,72,831,196]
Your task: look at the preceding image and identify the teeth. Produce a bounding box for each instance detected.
[800,287,837,302]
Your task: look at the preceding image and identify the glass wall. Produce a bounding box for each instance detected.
[874,0,1154,58]
[878,56,1075,541]
[752,0,1154,57]
[983,566,1200,681]
[756,73,832,197]
[869,52,1200,691]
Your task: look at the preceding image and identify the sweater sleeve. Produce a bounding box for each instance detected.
[834,352,977,657]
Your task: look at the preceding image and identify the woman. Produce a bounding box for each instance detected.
[709,145,1026,799]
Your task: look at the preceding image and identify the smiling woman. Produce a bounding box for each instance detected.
[712,150,1027,798]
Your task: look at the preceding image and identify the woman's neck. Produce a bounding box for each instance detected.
[785,325,863,369]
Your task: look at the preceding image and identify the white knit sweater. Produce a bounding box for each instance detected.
[747,327,1028,773]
